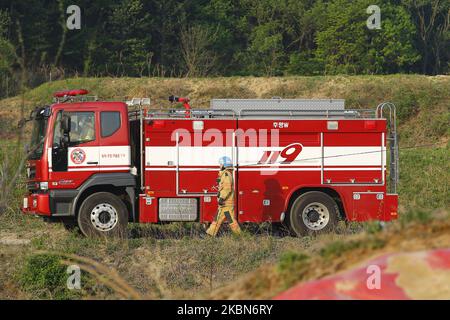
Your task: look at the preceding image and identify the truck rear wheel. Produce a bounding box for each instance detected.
[77,192,128,237]
[289,191,339,236]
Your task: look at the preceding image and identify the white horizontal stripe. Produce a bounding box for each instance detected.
[144,167,383,172]
[144,168,321,172]
[68,167,130,172]
[68,146,99,166]
[240,168,320,171]
[146,146,234,167]
[324,167,382,171]
[324,146,385,166]
[48,147,130,168]
[145,146,384,167]
[145,167,223,172]
[99,146,131,166]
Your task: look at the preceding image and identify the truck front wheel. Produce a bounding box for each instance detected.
[289,191,339,236]
[77,192,128,237]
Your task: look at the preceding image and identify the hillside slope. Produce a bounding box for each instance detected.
[0,75,448,146]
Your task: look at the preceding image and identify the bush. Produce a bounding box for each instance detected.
[392,89,419,122]
[18,253,81,300]
[286,53,324,76]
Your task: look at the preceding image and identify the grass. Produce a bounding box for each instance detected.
[398,145,449,211]
[277,251,310,289]
[18,253,82,300]
[0,75,448,299]
[19,228,304,298]
[319,237,386,260]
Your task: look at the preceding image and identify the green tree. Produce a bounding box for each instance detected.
[236,0,319,76]
[199,0,247,75]
[0,9,16,97]
[0,0,448,84]
[315,0,420,74]
[89,0,153,76]
[402,0,450,74]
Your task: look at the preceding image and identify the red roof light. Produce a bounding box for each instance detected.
[53,89,89,98]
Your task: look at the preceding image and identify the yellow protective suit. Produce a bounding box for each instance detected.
[206,168,241,236]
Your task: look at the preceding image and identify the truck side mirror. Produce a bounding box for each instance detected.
[60,135,70,147]
[60,114,71,147]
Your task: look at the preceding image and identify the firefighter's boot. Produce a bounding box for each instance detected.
[229,221,241,235]
[206,222,219,237]
[206,205,241,237]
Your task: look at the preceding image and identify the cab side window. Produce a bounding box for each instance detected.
[69,112,96,145]
[101,111,121,137]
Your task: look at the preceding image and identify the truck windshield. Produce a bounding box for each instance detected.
[28,117,48,160]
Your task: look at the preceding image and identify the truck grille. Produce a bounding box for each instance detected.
[27,181,39,191]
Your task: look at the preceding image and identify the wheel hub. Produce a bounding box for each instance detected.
[307,209,320,223]
[98,211,111,224]
[90,203,118,232]
[302,202,330,231]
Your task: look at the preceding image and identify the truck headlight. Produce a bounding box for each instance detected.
[40,182,48,190]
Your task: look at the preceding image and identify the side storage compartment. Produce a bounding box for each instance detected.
[323,132,385,185]
[352,192,384,220]
[138,194,157,223]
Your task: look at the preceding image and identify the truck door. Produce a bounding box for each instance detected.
[50,110,99,188]
[97,111,131,171]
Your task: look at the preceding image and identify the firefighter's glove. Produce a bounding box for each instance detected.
[218,198,225,206]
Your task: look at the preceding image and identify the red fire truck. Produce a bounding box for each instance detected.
[21,90,399,237]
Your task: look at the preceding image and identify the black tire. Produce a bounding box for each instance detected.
[289,191,339,237]
[77,192,128,237]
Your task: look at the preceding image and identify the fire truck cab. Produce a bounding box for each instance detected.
[22,90,399,237]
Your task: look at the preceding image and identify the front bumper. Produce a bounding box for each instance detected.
[21,193,51,216]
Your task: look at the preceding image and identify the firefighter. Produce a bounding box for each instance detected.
[206,156,241,237]
[79,114,95,141]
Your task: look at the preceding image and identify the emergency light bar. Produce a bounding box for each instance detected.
[53,89,89,98]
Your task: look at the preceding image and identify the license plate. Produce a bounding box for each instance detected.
[23,197,28,209]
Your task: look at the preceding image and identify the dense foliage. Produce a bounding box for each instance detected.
[0,0,448,96]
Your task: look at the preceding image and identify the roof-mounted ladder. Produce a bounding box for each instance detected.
[377,102,398,194]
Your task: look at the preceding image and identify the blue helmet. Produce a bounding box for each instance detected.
[219,156,232,168]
